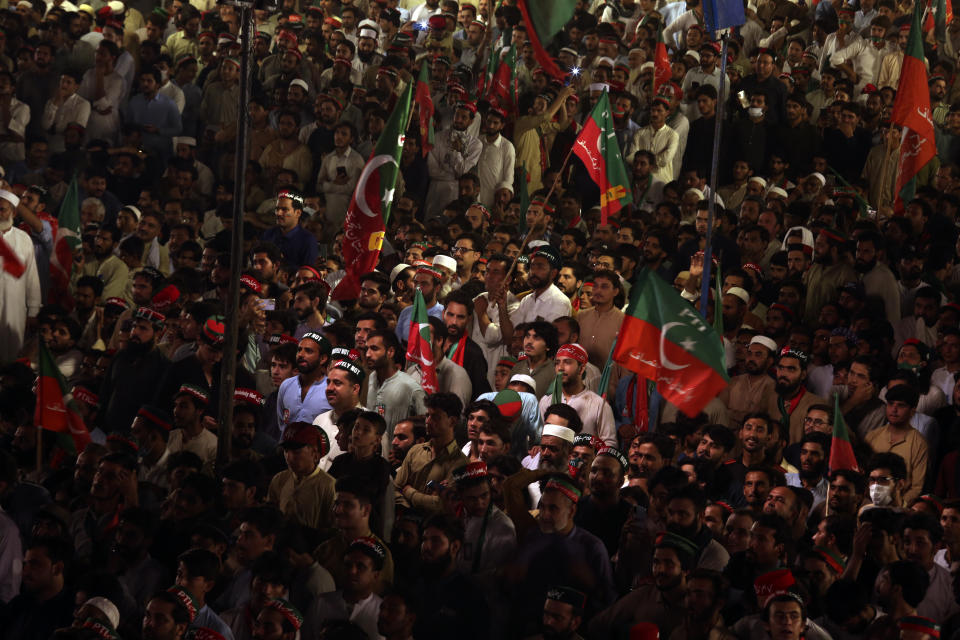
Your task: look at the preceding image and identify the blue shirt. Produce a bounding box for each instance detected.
[262,223,319,270]
[395,300,443,343]
[277,374,331,433]
[124,92,182,160]
[191,604,235,640]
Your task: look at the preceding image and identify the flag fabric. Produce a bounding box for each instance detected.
[571,91,633,225]
[612,268,729,417]
[0,233,25,277]
[829,392,859,472]
[50,175,82,303]
[516,0,578,80]
[924,0,953,39]
[713,266,724,336]
[891,0,936,212]
[35,340,91,455]
[550,371,563,404]
[597,337,619,399]
[487,44,518,112]
[653,25,672,96]
[406,289,438,394]
[415,61,434,156]
[446,335,467,367]
[703,0,745,33]
[331,80,415,300]
[477,28,510,99]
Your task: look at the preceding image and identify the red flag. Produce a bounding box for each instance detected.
[0,232,25,277]
[516,0,577,80]
[613,269,729,417]
[406,289,438,394]
[654,28,672,95]
[331,79,414,301]
[415,61,434,156]
[487,45,518,112]
[35,341,91,454]
[892,0,936,211]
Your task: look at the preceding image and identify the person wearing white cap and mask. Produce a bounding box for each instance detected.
[0,189,41,363]
[719,335,778,429]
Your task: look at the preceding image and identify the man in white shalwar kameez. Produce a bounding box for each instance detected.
[0,189,41,363]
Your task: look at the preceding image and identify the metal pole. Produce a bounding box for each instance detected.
[217,3,253,469]
[699,34,729,317]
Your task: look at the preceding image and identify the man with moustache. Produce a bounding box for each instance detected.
[91,224,131,302]
[441,289,491,398]
[626,433,674,492]
[855,230,900,325]
[70,453,138,563]
[99,307,170,434]
[313,355,365,471]
[531,586,587,640]
[291,282,329,340]
[0,189,41,363]
[804,229,855,325]
[720,335,778,429]
[573,447,631,556]
[476,107,515,210]
[785,432,831,509]
[764,348,825,444]
[277,332,332,436]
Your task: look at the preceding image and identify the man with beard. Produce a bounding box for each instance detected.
[99,307,169,434]
[291,282,328,340]
[642,228,677,283]
[395,392,467,515]
[804,229,856,325]
[538,343,616,446]
[507,321,560,398]
[268,421,335,531]
[390,417,427,469]
[841,357,887,439]
[823,580,884,640]
[577,270,625,396]
[277,332,332,435]
[131,405,173,491]
[865,384,929,504]
[90,226,130,302]
[720,336,777,429]
[743,466,778,513]
[453,461,517,577]
[412,513,490,640]
[894,287,941,353]
[506,474,615,634]
[572,447,631,556]
[590,531,696,639]
[365,330,426,443]
[477,107,515,210]
[532,586,587,640]
[627,433,673,491]
[424,102,483,219]
[855,231,900,325]
[262,189,318,271]
[313,358,365,471]
[507,246,572,327]
[722,513,789,594]
[764,348,825,444]
[720,287,750,343]
[729,413,775,482]
[786,432,831,509]
[70,453,138,563]
[1,536,75,640]
[670,569,734,640]
[396,266,444,343]
[250,243,283,295]
[873,560,929,622]
[168,384,217,474]
[441,289,491,398]
[169,301,218,363]
[472,254,519,387]
[557,264,584,304]
[0,189,40,363]
[667,482,731,572]
[110,507,168,614]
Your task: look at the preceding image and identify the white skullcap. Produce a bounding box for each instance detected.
[0,189,20,208]
[107,0,124,14]
[726,286,749,304]
[684,188,705,200]
[588,82,610,91]
[359,27,378,40]
[542,423,576,443]
[640,61,655,71]
[808,172,826,186]
[289,78,309,91]
[750,335,778,352]
[84,597,120,630]
[173,136,197,149]
[596,56,616,68]
[121,205,141,222]
[685,50,700,62]
[509,374,537,391]
[528,239,550,249]
[748,176,767,187]
[768,186,789,199]
[782,226,815,250]
[389,263,411,283]
[432,254,457,272]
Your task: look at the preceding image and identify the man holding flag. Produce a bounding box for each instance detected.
[0,188,41,363]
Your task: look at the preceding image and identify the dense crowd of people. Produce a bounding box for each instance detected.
[4,0,960,640]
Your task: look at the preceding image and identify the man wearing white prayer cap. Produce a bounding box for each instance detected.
[0,189,41,363]
[717,333,778,429]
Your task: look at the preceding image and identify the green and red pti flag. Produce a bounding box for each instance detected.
[35,340,91,454]
[572,91,633,225]
[406,289,438,394]
[924,0,953,39]
[829,392,859,472]
[331,79,414,300]
[891,0,936,211]
[654,24,672,95]
[516,0,577,80]
[50,175,81,304]
[613,268,729,417]
[415,61,434,156]
[487,44,519,112]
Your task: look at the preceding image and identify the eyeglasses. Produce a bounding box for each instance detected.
[803,417,828,427]
[451,246,476,254]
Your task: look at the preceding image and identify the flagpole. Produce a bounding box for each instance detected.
[699,33,729,316]
[36,421,42,475]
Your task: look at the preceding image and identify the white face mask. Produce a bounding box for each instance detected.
[748,106,764,118]
[869,483,894,506]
